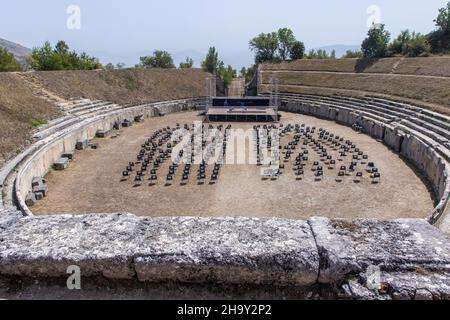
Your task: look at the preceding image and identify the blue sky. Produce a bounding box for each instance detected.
[1,0,447,68]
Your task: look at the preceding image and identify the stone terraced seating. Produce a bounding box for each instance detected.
[276,92,450,230]
[280,93,450,151]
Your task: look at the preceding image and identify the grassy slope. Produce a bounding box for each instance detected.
[0,68,209,166]
[0,74,61,166]
[263,57,450,77]
[260,57,450,113]
[25,68,209,105]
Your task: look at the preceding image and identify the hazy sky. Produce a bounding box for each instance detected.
[1,0,447,68]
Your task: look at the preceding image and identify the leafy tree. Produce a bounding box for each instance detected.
[290,41,305,60]
[218,64,236,88]
[239,67,247,78]
[0,48,22,72]
[306,49,335,59]
[277,28,296,60]
[241,64,257,83]
[428,1,450,52]
[389,30,412,55]
[249,28,306,63]
[435,1,450,32]
[249,32,279,63]
[28,41,101,71]
[139,50,175,69]
[330,50,336,59]
[407,33,431,57]
[104,63,115,70]
[179,57,194,69]
[201,47,221,73]
[342,50,363,58]
[361,24,391,58]
[389,30,431,57]
[116,62,126,69]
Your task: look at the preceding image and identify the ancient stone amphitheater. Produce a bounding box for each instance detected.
[0,59,449,299]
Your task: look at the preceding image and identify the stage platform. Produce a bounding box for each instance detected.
[206,97,278,122]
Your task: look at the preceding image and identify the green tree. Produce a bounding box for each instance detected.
[306,49,334,59]
[242,64,257,83]
[389,30,412,55]
[435,1,450,32]
[361,24,391,58]
[342,50,363,58]
[201,47,221,73]
[407,33,431,57]
[277,28,296,60]
[428,2,450,52]
[218,64,236,88]
[0,48,22,72]
[104,63,115,70]
[116,62,125,69]
[179,57,194,69]
[139,50,175,69]
[240,67,247,78]
[290,41,305,60]
[330,50,336,59]
[28,41,101,71]
[249,32,279,63]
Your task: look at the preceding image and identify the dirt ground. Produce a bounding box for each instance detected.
[32,111,434,220]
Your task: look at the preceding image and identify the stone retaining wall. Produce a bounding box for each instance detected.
[279,97,450,229]
[1,95,450,299]
[0,98,205,214]
[0,209,449,299]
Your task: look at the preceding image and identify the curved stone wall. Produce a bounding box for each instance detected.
[0,98,205,214]
[1,94,450,299]
[277,93,450,229]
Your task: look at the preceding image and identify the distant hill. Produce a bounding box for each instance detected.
[0,38,32,64]
[315,45,360,58]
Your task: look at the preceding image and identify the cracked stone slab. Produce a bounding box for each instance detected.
[0,208,24,228]
[134,217,319,286]
[0,213,141,279]
[309,217,450,284]
[0,214,319,286]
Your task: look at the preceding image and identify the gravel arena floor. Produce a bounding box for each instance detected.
[32,111,435,219]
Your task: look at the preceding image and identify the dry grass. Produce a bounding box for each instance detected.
[263,57,450,77]
[0,69,209,166]
[24,68,209,105]
[261,71,450,111]
[0,74,61,166]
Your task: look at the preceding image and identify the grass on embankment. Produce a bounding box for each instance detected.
[261,70,450,111]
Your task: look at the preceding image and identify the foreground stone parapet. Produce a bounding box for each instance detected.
[309,217,450,284]
[0,213,319,286]
[134,217,319,285]
[1,211,450,298]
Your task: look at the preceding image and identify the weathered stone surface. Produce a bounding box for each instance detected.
[382,271,450,300]
[0,214,319,285]
[0,213,140,279]
[53,158,70,170]
[309,217,450,283]
[134,217,319,286]
[0,208,23,228]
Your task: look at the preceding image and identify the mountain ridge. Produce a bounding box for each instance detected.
[0,37,32,63]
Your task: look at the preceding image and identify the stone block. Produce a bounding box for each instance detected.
[25,192,37,207]
[134,217,319,286]
[308,216,450,284]
[122,120,132,127]
[34,191,44,200]
[75,140,88,150]
[134,115,144,123]
[96,130,110,138]
[62,152,75,161]
[53,157,70,171]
